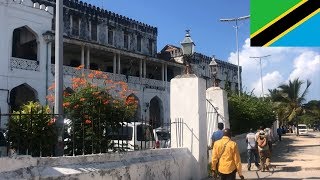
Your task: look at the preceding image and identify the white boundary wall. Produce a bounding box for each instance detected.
[0,148,195,180]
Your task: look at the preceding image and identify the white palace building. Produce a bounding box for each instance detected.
[0,0,241,128]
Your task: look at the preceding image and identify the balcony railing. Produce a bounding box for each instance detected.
[10,57,39,71]
[128,76,141,84]
[51,65,167,90]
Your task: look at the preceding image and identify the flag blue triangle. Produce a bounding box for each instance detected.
[271,13,320,47]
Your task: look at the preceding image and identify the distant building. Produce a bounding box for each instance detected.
[0,0,241,128]
[159,43,241,90]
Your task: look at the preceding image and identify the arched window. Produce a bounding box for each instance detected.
[12,26,38,61]
[10,83,38,112]
[149,96,163,128]
[126,94,141,122]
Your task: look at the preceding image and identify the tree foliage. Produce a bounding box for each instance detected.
[47,67,138,155]
[7,102,56,156]
[299,100,320,126]
[228,92,276,135]
[7,66,138,156]
[267,78,311,125]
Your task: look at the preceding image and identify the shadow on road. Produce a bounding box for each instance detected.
[240,132,320,179]
[272,166,302,172]
[246,178,302,180]
[240,134,298,164]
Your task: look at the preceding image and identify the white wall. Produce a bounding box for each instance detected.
[170,75,208,179]
[0,148,195,180]
[0,0,53,126]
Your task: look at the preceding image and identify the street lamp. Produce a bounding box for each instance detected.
[181,30,195,74]
[249,55,271,100]
[220,15,250,96]
[43,31,54,105]
[209,56,220,87]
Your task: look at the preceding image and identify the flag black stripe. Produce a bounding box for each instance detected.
[251,0,320,46]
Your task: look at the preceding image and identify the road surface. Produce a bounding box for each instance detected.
[241,131,320,180]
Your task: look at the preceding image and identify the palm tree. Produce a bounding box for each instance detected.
[277,78,311,122]
[268,78,311,134]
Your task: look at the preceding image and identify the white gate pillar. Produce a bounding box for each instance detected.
[206,87,230,129]
[170,74,207,179]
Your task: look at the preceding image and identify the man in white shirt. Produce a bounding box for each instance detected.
[246,128,260,171]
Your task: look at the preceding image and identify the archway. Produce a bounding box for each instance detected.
[126,94,141,122]
[12,26,38,60]
[149,96,163,128]
[10,83,38,111]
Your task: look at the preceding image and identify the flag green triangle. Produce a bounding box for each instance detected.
[251,0,302,34]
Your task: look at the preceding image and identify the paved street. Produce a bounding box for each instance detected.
[241,131,320,180]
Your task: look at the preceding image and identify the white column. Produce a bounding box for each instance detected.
[45,41,52,105]
[113,53,117,74]
[161,63,164,81]
[206,87,230,131]
[143,59,146,78]
[81,45,85,67]
[86,47,90,69]
[117,53,121,74]
[47,42,52,71]
[139,59,143,78]
[70,15,73,33]
[165,64,168,82]
[170,76,208,179]
[89,21,92,39]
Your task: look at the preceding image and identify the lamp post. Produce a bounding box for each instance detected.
[220,15,250,96]
[181,30,195,75]
[209,56,219,87]
[43,31,54,105]
[249,55,271,100]
[55,0,64,156]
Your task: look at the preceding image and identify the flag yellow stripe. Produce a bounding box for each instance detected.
[264,9,320,47]
[250,0,308,38]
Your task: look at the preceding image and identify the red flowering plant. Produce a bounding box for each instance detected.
[7,102,56,157]
[48,65,137,155]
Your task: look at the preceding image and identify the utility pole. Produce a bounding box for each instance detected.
[220,15,250,96]
[55,0,64,156]
[250,55,271,100]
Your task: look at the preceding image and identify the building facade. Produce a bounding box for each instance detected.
[159,44,241,90]
[0,0,241,128]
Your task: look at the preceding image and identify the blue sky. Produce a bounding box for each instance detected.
[89,0,319,101]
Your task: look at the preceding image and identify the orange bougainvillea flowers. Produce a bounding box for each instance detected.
[85,119,92,124]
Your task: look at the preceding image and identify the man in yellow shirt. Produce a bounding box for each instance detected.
[211,129,244,180]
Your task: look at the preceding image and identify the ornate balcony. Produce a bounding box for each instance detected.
[51,65,167,91]
[128,76,141,84]
[10,57,39,71]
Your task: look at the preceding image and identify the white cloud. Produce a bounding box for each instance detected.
[251,71,284,97]
[227,38,320,100]
[289,51,320,100]
[289,51,320,80]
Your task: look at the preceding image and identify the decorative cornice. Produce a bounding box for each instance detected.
[32,0,157,35]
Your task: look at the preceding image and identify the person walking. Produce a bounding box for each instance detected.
[246,128,260,171]
[211,123,224,149]
[211,129,244,180]
[277,127,282,141]
[257,130,271,172]
[264,127,273,152]
[255,126,264,140]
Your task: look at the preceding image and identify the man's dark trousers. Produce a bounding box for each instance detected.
[219,170,236,180]
[278,135,282,141]
[247,149,259,168]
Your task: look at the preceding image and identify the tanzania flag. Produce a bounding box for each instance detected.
[250,0,320,47]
